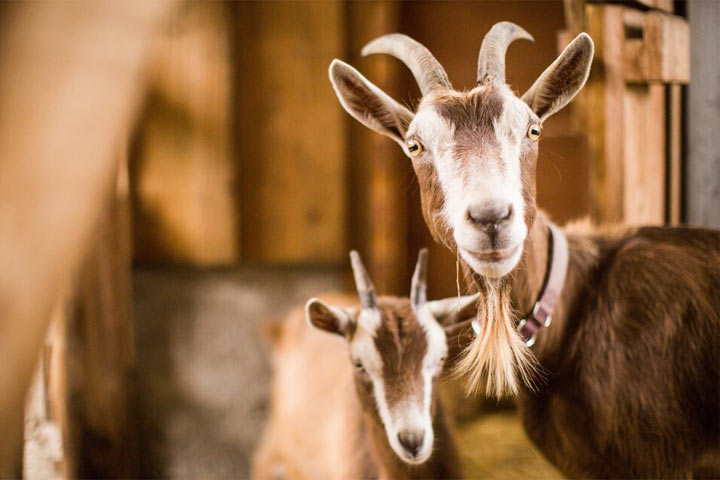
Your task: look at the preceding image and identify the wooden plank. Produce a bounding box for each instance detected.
[62,154,138,478]
[344,1,407,294]
[583,4,626,223]
[0,1,172,471]
[623,84,666,224]
[667,84,682,225]
[634,0,674,13]
[131,1,238,265]
[686,0,720,228]
[624,11,690,84]
[236,1,346,265]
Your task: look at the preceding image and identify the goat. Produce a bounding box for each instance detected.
[252,250,477,480]
[329,22,720,478]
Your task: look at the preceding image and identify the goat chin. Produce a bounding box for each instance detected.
[453,280,539,397]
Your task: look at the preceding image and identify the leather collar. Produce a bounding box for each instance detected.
[470,221,569,347]
[516,222,569,346]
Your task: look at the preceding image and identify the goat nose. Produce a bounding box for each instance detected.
[397,429,424,456]
[466,202,513,228]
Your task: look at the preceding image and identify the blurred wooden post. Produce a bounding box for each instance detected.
[346,2,408,295]
[235,1,347,266]
[0,2,172,474]
[131,2,239,265]
[61,152,138,478]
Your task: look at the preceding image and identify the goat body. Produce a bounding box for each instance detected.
[509,217,720,478]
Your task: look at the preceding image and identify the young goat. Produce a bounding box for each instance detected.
[252,250,477,480]
[330,22,720,478]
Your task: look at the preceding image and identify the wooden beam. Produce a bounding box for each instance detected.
[0,1,173,473]
[583,4,626,223]
[666,84,683,225]
[63,157,138,478]
[686,0,720,228]
[346,1,408,295]
[236,1,347,265]
[622,83,666,224]
[131,2,239,266]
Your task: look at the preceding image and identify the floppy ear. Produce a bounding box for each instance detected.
[329,59,414,152]
[427,293,480,363]
[521,33,594,122]
[305,298,353,337]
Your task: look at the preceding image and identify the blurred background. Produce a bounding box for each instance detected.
[1,0,718,478]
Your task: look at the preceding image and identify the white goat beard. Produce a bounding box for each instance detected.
[453,280,539,398]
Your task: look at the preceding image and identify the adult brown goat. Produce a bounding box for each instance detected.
[330,21,720,478]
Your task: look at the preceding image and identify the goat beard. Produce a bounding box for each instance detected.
[453,278,539,398]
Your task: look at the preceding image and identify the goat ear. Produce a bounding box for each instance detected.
[305,298,352,337]
[521,33,594,122]
[426,293,480,326]
[329,59,414,151]
[426,293,480,363]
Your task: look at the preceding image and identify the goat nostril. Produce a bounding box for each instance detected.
[466,203,513,228]
[397,430,424,456]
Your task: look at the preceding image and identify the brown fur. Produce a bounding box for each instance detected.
[252,295,461,480]
[410,85,720,479]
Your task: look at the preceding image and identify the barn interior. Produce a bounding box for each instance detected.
[1,0,718,478]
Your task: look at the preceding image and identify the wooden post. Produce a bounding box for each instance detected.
[62,154,138,478]
[687,0,720,228]
[235,1,347,266]
[583,4,626,223]
[346,1,408,295]
[581,2,689,225]
[0,1,173,473]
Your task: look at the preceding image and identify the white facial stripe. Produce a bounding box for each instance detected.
[349,304,445,464]
[382,305,446,463]
[410,86,532,278]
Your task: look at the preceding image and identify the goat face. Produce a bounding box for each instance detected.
[330,22,593,278]
[305,251,478,464]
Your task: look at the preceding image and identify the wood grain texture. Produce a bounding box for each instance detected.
[345,1,408,295]
[668,84,683,225]
[622,84,666,224]
[686,0,720,228]
[131,2,238,265]
[236,1,346,265]
[624,11,690,84]
[584,4,626,223]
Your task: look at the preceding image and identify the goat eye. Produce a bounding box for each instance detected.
[527,123,541,141]
[353,361,366,374]
[406,139,423,156]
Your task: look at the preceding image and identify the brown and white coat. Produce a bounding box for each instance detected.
[330,22,720,478]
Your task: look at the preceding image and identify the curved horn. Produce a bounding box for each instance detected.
[362,33,451,95]
[410,248,428,308]
[349,250,377,309]
[477,22,534,85]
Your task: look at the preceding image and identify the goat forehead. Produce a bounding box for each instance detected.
[373,304,427,367]
[431,86,505,134]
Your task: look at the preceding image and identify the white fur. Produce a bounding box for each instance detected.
[408,87,534,278]
[349,306,447,464]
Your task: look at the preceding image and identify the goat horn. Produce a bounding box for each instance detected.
[477,22,534,85]
[349,250,377,309]
[410,248,428,309]
[362,33,451,96]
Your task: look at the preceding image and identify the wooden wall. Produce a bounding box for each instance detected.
[131,2,238,265]
[235,1,347,266]
[127,0,691,295]
[687,0,720,228]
